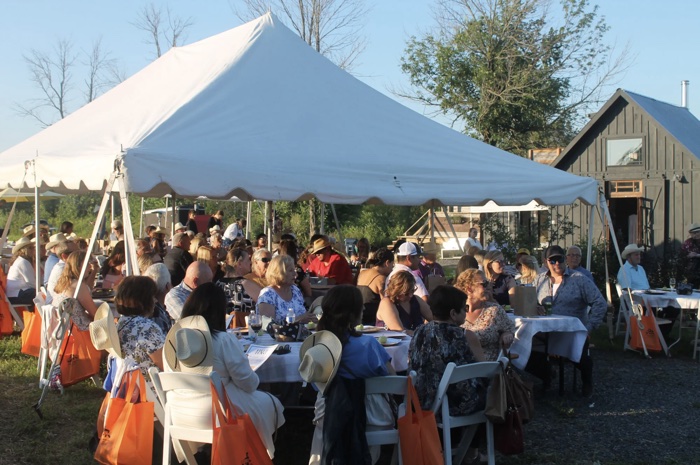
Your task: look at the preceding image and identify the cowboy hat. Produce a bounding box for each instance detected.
[310,237,331,255]
[46,233,68,250]
[12,236,35,255]
[208,225,221,234]
[421,241,439,255]
[621,244,645,259]
[689,223,700,233]
[164,316,214,375]
[22,225,36,237]
[174,222,186,231]
[89,303,122,358]
[298,330,342,394]
[65,232,78,241]
[517,248,531,255]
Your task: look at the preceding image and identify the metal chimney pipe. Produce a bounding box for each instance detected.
[681,80,689,108]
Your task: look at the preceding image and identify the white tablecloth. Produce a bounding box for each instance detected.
[508,314,588,370]
[632,290,700,311]
[249,333,411,383]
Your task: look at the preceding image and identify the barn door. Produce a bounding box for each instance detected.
[637,197,653,248]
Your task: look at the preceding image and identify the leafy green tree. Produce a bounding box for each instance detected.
[400,0,629,155]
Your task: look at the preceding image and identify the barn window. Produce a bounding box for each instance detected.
[607,138,643,166]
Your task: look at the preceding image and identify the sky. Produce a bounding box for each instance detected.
[1,0,699,153]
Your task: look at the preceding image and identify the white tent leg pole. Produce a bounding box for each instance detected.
[117,176,139,276]
[586,204,595,270]
[171,193,177,239]
[139,197,144,238]
[246,201,252,241]
[429,207,435,243]
[330,204,344,247]
[164,196,169,230]
[0,164,29,251]
[600,192,624,269]
[442,206,463,253]
[320,203,326,235]
[110,194,115,226]
[33,161,41,293]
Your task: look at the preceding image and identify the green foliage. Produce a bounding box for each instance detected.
[401,0,623,155]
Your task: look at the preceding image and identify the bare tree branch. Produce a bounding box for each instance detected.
[132,3,193,58]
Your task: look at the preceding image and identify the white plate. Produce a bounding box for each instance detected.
[376,337,402,347]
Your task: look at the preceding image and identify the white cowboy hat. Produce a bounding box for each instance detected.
[621,244,645,259]
[689,223,700,233]
[174,222,186,231]
[298,330,342,394]
[208,225,222,234]
[164,316,214,375]
[46,232,68,250]
[89,303,122,358]
[12,236,35,255]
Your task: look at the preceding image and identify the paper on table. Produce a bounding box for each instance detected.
[246,344,279,371]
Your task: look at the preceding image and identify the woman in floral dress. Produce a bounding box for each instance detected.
[455,268,515,361]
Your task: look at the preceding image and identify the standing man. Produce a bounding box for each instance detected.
[386,242,429,302]
[534,245,607,396]
[164,232,193,286]
[185,210,199,235]
[566,245,594,282]
[466,228,483,251]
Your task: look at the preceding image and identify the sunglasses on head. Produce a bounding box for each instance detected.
[548,256,565,264]
[258,257,271,263]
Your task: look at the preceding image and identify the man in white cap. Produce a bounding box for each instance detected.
[43,233,68,286]
[164,261,213,320]
[385,242,429,301]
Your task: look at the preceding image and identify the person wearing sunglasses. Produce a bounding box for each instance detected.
[244,248,272,290]
[533,245,607,396]
[305,236,354,285]
[454,268,515,361]
[483,250,516,306]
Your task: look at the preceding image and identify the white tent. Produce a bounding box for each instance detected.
[0,13,598,207]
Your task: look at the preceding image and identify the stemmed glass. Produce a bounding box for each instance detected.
[248,312,263,342]
[669,277,677,292]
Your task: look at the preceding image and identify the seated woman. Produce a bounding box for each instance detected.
[376,270,432,335]
[53,250,100,331]
[6,237,37,304]
[196,245,224,282]
[454,269,515,361]
[455,254,479,277]
[244,248,272,300]
[169,283,285,459]
[253,233,268,252]
[115,276,165,379]
[100,241,125,289]
[257,255,315,323]
[483,250,516,306]
[304,285,395,465]
[408,284,486,418]
[277,238,312,298]
[357,247,394,298]
[517,254,540,285]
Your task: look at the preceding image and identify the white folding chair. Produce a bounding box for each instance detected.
[627,294,671,357]
[431,362,502,465]
[614,284,631,338]
[364,375,408,465]
[149,367,213,465]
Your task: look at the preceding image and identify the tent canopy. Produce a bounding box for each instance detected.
[0,13,598,207]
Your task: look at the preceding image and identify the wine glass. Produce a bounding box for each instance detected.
[248,312,263,342]
[669,277,676,291]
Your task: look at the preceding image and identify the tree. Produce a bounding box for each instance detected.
[400,0,630,155]
[132,3,194,58]
[16,38,120,126]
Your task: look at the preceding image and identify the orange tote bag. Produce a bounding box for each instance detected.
[211,381,273,465]
[21,308,42,357]
[629,313,663,352]
[58,324,102,387]
[0,299,13,337]
[398,377,444,465]
[95,370,154,465]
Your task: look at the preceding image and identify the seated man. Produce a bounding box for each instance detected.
[617,244,679,338]
[164,261,213,320]
[566,245,594,282]
[306,236,354,285]
[386,242,429,302]
[163,232,193,286]
[534,245,607,396]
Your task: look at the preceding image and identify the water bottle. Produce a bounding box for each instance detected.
[286,308,295,325]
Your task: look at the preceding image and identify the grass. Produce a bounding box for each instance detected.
[0,333,104,465]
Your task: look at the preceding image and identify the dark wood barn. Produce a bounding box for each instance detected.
[551,89,700,258]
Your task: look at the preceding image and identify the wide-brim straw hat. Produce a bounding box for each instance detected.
[421,241,439,255]
[298,330,342,395]
[174,222,186,231]
[12,236,35,255]
[208,225,221,235]
[22,225,36,237]
[310,237,331,254]
[154,226,167,235]
[46,232,68,250]
[89,303,122,359]
[164,316,214,375]
[689,223,700,233]
[621,244,645,259]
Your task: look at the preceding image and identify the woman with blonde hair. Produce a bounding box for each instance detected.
[257,255,315,323]
[196,245,223,281]
[189,235,206,257]
[454,269,515,361]
[53,250,100,331]
[6,237,37,304]
[483,250,516,306]
[376,270,432,335]
[517,255,540,285]
[245,248,272,289]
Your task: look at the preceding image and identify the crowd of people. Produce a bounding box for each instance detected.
[7,213,700,464]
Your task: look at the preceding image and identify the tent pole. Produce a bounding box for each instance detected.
[246,201,252,240]
[429,207,435,243]
[442,206,463,253]
[138,197,144,238]
[586,204,595,270]
[171,192,176,238]
[32,160,41,292]
[320,203,325,235]
[0,164,29,251]
[330,204,344,248]
[164,195,169,229]
[265,201,272,250]
[117,175,139,276]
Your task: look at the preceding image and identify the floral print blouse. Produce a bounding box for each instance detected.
[256,285,306,322]
[117,315,165,379]
[408,321,486,419]
[461,302,515,361]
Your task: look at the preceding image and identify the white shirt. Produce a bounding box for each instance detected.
[617,261,650,290]
[45,260,67,305]
[6,256,36,298]
[385,263,429,298]
[223,223,241,241]
[466,237,483,250]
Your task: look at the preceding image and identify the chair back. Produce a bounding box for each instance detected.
[431,362,500,413]
[364,375,407,462]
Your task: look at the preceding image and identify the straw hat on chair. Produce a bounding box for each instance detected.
[298,330,342,394]
[89,303,122,358]
[164,316,214,375]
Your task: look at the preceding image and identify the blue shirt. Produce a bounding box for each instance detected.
[534,269,607,332]
[43,253,59,286]
[164,281,193,320]
[569,265,594,282]
[337,334,390,379]
[616,261,650,290]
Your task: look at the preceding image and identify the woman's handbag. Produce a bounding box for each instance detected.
[58,324,102,387]
[20,308,42,357]
[94,370,154,465]
[494,361,526,455]
[484,367,506,424]
[504,362,534,424]
[398,377,444,465]
[211,381,273,465]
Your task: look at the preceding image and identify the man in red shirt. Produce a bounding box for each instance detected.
[306,236,354,285]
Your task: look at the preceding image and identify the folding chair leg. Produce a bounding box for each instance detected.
[8,305,25,331]
[485,421,495,465]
